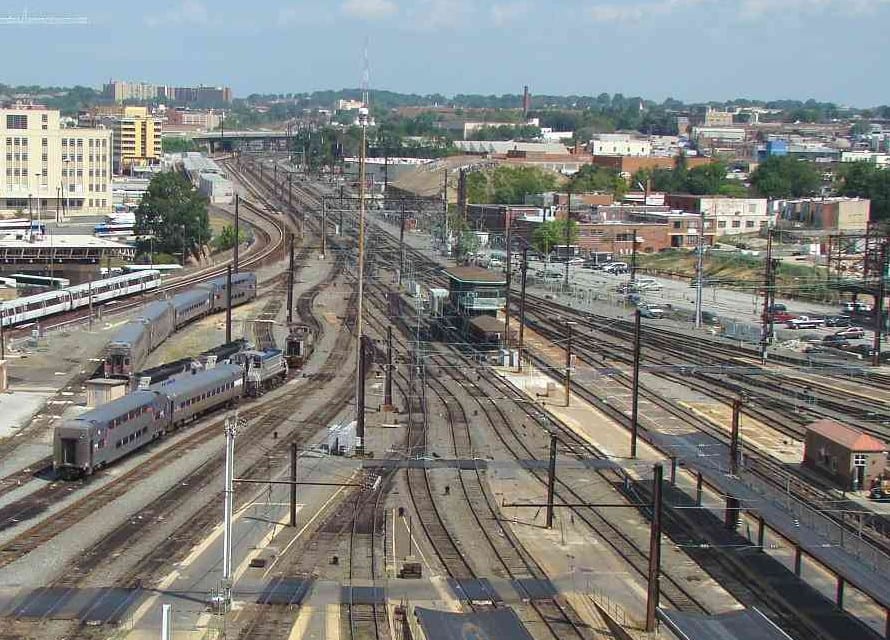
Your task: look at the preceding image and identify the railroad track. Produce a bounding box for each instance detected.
[363,289,594,640]
[522,303,890,554]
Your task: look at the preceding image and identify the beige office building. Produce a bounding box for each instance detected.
[111,106,162,174]
[0,107,113,217]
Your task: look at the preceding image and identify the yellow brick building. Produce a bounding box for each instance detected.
[111,106,162,174]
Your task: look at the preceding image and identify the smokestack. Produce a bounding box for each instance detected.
[522,85,531,119]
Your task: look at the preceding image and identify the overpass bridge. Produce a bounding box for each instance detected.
[185,130,295,153]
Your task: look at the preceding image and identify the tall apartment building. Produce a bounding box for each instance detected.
[103,80,159,103]
[109,106,162,174]
[0,106,112,216]
[103,81,233,106]
[158,85,232,105]
[166,108,223,130]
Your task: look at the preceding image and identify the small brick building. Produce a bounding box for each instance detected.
[803,419,886,490]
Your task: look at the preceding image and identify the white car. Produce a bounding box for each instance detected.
[639,304,665,319]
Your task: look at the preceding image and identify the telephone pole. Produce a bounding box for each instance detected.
[225,265,232,344]
[760,228,776,363]
[564,188,572,290]
[546,434,557,528]
[518,247,528,373]
[630,228,639,284]
[222,416,237,608]
[872,241,888,366]
[645,463,664,633]
[354,92,370,456]
[564,321,575,407]
[286,233,295,325]
[233,194,240,273]
[694,209,705,328]
[630,309,642,459]
[504,215,513,346]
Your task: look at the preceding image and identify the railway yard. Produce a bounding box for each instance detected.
[0,152,887,640]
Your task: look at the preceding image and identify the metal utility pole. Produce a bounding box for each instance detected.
[564,321,575,407]
[0,306,5,360]
[518,248,529,373]
[290,442,298,527]
[161,603,173,640]
[288,172,293,211]
[564,188,572,290]
[760,229,776,363]
[384,326,394,409]
[286,233,295,325]
[222,417,236,600]
[645,463,664,633]
[630,309,642,459]
[630,228,639,285]
[356,335,368,454]
[504,215,513,346]
[88,282,93,332]
[873,241,887,367]
[233,194,240,273]
[225,265,232,344]
[321,197,327,258]
[694,209,706,328]
[546,434,558,529]
[730,398,742,475]
[399,200,406,287]
[355,101,369,456]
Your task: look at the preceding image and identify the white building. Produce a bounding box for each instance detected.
[589,134,651,157]
[841,151,890,167]
[0,107,113,217]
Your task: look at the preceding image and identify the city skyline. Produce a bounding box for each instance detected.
[0,0,888,106]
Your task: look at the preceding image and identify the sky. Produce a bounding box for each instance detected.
[1,0,889,106]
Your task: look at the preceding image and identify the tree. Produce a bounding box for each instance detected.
[162,137,197,153]
[750,156,821,198]
[569,165,627,197]
[136,172,211,262]
[532,219,578,255]
[469,166,559,205]
[836,162,890,222]
[212,224,249,251]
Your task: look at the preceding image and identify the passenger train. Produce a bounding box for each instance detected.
[103,272,257,378]
[0,270,162,328]
[54,363,245,477]
[54,342,289,477]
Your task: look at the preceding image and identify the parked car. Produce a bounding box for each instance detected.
[772,311,797,323]
[635,278,662,291]
[822,334,851,347]
[768,303,787,313]
[842,343,877,358]
[824,315,852,327]
[701,311,721,326]
[602,262,629,275]
[841,301,873,314]
[786,315,824,329]
[834,327,865,339]
[639,304,665,319]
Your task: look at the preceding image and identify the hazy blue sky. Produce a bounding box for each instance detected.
[1,0,888,105]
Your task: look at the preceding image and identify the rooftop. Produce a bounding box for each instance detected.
[469,314,507,334]
[443,266,506,285]
[806,419,886,452]
[660,608,793,640]
[0,234,133,249]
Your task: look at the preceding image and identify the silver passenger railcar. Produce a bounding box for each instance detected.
[171,289,212,328]
[157,363,244,427]
[53,390,168,477]
[198,272,257,312]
